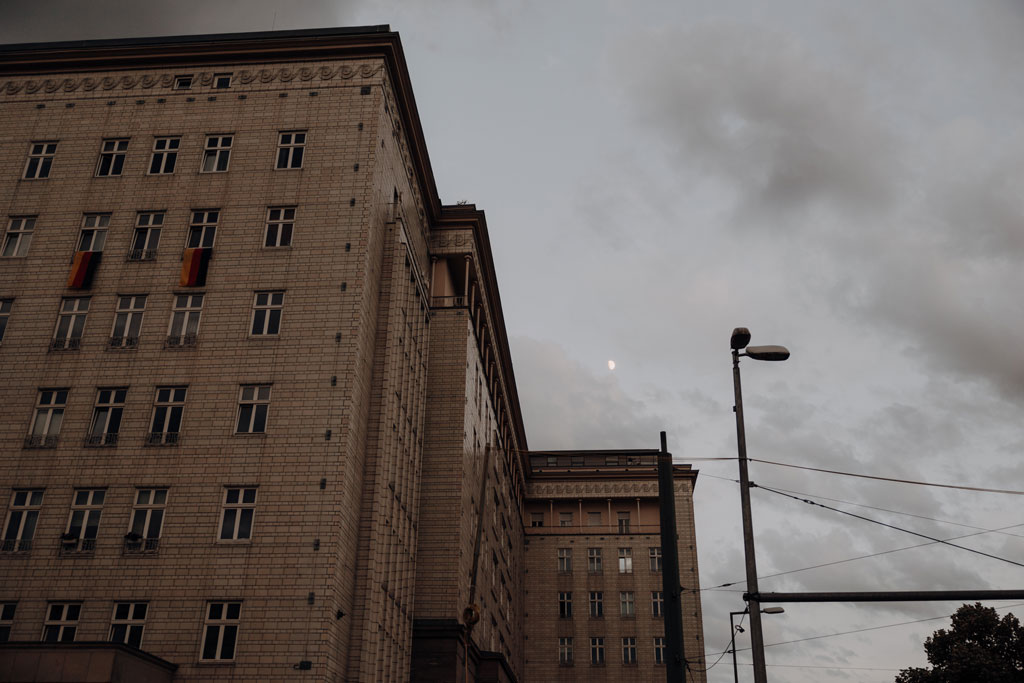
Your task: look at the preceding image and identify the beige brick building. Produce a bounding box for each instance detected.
[0,27,703,682]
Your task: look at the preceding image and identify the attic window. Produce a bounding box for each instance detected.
[173,75,193,90]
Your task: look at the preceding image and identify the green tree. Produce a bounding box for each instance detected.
[896,603,1024,682]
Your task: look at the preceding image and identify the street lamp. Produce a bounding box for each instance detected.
[730,607,785,683]
[731,327,789,683]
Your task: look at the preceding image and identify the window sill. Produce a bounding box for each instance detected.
[247,335,281,340]
[233,432,267,437]
[215,539,253,546]
[196,660,236,666]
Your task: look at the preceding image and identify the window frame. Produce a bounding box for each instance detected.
[650,546,663,572]
[0,298,12,344]
[654,636,666,665]
[249,291,284,337]
[42,603,81,642]
[558,591,572,619]
[109,602,148,648]
[0,602,15,642]
[617,511,631,534]
[557,547,572,573]
[201,135,232,173]
[263,207,295,247]
[2,490,43,552]
[87,388,127,446]
[213,73,232,89]
[621,636,637,665]
[53,297,89,350]
[149,387,186,445]
[130,212,163,261]
[558,636,573,666]
[173,75,192,90]
[618,547,633,574]
[127,488,167,551]
[187,210,218,248]
[28,389,68,446]
[148,136,180,175]
[589,591,603,618]
[95,138,129,177]
[589,636,605,666]
[619,591,635,618]
[110,295,146,348]
[63,488,105,552]
[275,131,306,170]
[23,141,57,180]
[77,213,110,253]
[167,293,203,346]
[652,590,664,617]
[219,487,257,541]
[236,385,271,434]
[587,547,602,573]
[2,217,36,258]
[200,602,241,661]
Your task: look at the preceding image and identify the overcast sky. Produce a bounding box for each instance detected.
[4,1,1024,680]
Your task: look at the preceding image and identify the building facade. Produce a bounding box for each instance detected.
[0,27,701,682]
[522,451,706,682]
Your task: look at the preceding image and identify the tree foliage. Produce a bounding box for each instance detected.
[896,603,1024,683]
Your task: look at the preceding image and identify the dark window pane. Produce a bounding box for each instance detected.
[252,404,267,433]
[220,624,237,659]
[238,509,253,539]
[220,509,236,539]
[202,625,220,659]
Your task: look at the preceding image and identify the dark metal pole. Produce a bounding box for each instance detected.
[732,351,768,683]
[658,431,686,682]
[755,590,1024,603]
[729,610,745,683]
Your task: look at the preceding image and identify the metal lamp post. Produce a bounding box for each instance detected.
[731,327,789,683]
[729,607,785,683]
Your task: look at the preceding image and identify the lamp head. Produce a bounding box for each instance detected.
[744,345,790,362]
[762,607,785,614]
[735,625,745,633]
[730,327,751,350]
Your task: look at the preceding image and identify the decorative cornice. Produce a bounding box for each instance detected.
[527,481,661,499]
[1,64,383,96]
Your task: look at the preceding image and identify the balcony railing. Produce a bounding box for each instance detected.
[85,433,119,447]
[127,248,158,261]
[108,336,139,349]
[1,538,32,552]
[123,535,160,553]
[146,432,179,446]
[431,295,467,308]
[164,334,197,348]
[49,337,81,351]
[24,435,58,448]
[59,537,95,554]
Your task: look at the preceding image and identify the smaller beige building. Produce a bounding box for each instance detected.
[522,450,706,682]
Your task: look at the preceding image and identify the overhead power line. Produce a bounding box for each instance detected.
[757,485,1024,569]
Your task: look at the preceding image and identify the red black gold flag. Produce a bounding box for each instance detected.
[180,248,212,287]
[66,251,102,289]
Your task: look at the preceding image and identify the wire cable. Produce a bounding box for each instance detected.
[756,484,1024,569]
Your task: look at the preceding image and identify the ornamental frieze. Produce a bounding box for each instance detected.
[526,481,658,499]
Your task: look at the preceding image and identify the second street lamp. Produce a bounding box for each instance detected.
[730,607,785,683]
[731,327,789,683]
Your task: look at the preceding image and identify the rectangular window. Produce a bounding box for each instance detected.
[219,488,256,540]
[654,636,665,665]
[149,137,179,174]
[173,75,192,90]
[0,298,12,344]
[617,511,630,534]
[652,591,664,617]
[28,389,67,446]
[110,602,147,648]
[2,217,35,258]
[276,131,306,169]
[188,210,218,248]
[618,547,633,574]
[78,213,110,252]
[557,547,572,573]
[250,292,284,336]
[622,637,637,665]
[63,489,104,552]
[530,512,543,527]
[264,207,295,247]
[620,591,635,617]
[558,591,572,619]
[110,295,146,348]
[213,73,232,89]
[2,490,43,552]
[201,602,240,660]
[559,512,572,527]
[96,138,128,177]
[52,298,89,350]
[24,142,57,179]
[650,546,663,573]
[130,213,163,260]
[558,636,573,666]
[587,547,602,573]
[167,293,203,346]
[587,511,601,527]
[127,488,166,552]
[42,603,80,642]
[0,603,15,642]
[201,135,232,172]
[589,591,603,618]
[149,388,186,445]
[589,637,604,665]
[88,388,126,446]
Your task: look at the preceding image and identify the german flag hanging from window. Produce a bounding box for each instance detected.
[180,248,212,287]
[67,251,102,289]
